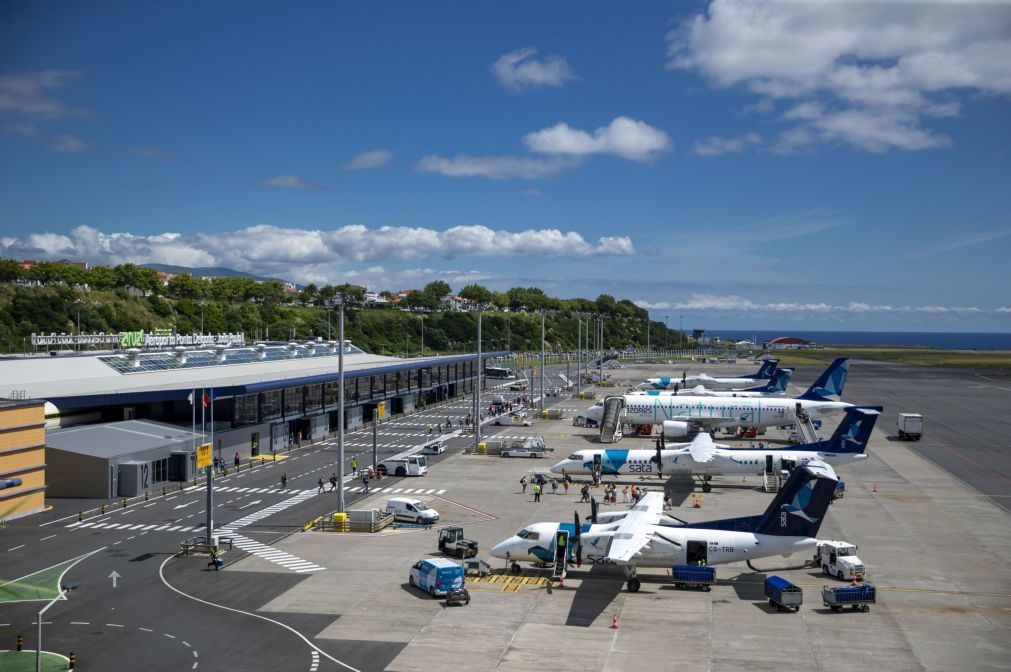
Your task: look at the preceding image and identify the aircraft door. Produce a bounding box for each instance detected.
[686,540,708,565]
[592,453,602,482]
[765,454,774,473]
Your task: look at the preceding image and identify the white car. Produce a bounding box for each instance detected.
[494,414,533,427]
[501,448,545,458]
[420,442,446,455]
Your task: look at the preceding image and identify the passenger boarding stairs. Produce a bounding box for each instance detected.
[763,471,780,493]
[599,396,625,444]
[793,405,821,445]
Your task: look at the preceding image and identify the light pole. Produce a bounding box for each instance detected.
[576,314,581,398]
[539,310,546,416]
[199,301,206,335]
[326,307,331,341]
[337,294,346,513]
[74,298,83,351]
[646,314,650,358]
[420,314,424,357]
[474,306,483,452]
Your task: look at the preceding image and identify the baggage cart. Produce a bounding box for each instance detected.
[822,584,875,612]
[671,565,716,592]
[764,575,802,612]
[445,586,471,606]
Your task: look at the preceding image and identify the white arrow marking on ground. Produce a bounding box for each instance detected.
[173,501,198,510]
[108,571,121,588]
[237,500,261,510]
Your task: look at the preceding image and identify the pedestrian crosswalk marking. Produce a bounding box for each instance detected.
[229,533,324,573]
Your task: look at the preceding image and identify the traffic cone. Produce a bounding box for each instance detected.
[872,482,878,493]
[851,572,858,587]
[610,611,619,629]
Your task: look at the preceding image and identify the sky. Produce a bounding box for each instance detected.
[1,0,1010,332]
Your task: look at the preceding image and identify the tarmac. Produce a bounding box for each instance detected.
[206,359,1011,671]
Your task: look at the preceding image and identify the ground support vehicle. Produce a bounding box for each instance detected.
[815,541,865,581]
[445,586,471,606]
[671,565,716,591]
[822,584,875,612]
[439,526,478,559]
[897,413,923,441]
[409,558,465,598]
[764,576,803,612]
[501,447,545,458]
[377,455,428,476]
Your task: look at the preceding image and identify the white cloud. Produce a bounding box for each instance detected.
[261,175,319,189]
[996,307,1011,313]
[0,70,88,119]
[634,294,997,314]
[49,134,92,153]
[3,122,40,137]
[907,228,1011,259]
[342,149,392,170]
[0,223,635,284]
[524,117,672,162]
[492,48,576,91]
[417,154,574,180]
[691,132,761,156]
[667,0,1011,153]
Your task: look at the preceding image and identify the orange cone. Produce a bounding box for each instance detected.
[872,482,878,493]
[610,611,619,629]
[851,572,858,587]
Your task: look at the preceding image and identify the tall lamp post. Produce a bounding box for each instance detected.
[199,301,206,335]
[679,315,684,348]
[420,314,424,357]
[474,306,484,452]
[74,298,83,351]
[575,313,582,398]
[665,314,670,350]
[337,294,346,513]
[539,310,546,416]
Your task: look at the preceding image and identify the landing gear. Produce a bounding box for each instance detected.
[702,483,712,493]
[623,565,640,593]
[511,562,521,573]
[692,474,713,493]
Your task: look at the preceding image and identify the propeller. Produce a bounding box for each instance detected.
[573,510,583,566]
[590,497,598,524]
[655,444,664,478]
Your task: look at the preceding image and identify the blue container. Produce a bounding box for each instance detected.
[764,575,803,611]
[671,565,716,591]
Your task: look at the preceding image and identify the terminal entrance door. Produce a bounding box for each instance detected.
[270,422,286,452]
[250,432,260,457]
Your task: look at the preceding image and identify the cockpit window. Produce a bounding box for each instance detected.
[516,529,530,538]
[567,453,582,460]
[516,528,540,540]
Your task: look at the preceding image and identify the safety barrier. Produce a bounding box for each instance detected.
[180,534,234,556]
[305,511,394,533]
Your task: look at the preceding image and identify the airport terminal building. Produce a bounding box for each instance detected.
[2,339,501,503]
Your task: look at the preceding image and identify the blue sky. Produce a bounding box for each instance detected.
[2,1,1010,332]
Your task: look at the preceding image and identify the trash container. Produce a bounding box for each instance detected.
[332,512,348,532]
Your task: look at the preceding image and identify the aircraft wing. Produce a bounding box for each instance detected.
[669,416,738,429]
[687,432,718,463]
[605,492,664,564]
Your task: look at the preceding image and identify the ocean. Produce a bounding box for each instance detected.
[705,330,1011,351]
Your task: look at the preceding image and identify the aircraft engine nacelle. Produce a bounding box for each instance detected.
[662,421,693,439]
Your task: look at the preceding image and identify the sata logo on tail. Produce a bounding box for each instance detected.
[780,480,820,527]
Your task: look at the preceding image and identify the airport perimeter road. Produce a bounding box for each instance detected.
[0,369,573,671]
[794,361,1011,512]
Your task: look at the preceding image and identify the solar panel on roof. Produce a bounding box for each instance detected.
[99,342,365,374]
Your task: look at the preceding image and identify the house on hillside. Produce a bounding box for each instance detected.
[440,295,474,312]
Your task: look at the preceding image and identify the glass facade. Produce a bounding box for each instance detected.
[305,384,322,412]
[261,390,282,421]
[234,393,259,426]
[283,387,302,416]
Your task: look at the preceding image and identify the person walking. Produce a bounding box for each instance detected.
[208,546,221,571]
[234,452,241,469]
[317,477,325,494]
[622,486,630,503]
[329,473,338,492]
[362,472,370,494]
[280,473,288,491]
[550,479,558,495]
[351,456,358,476]
[562,479,569,495]
[532,482,541,503]
[520,475,528,494]
[427,423,433,434]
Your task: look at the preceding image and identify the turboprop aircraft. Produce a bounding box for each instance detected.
[632,368,792,398]
[550,406,879,490]
[489,463,838,592]
[640,359,778,390]
[584,358,851,439]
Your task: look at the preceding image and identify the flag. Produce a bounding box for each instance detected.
[202,391,211,408]
[187,392,194,405]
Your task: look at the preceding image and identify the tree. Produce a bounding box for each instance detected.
[257,280,285,306]
[166,273,205,300]
[0,259,22,284]
[87,265,117,290]
[458,283,494,305]
[423,281,452,300]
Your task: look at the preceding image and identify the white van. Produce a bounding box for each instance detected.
[386,497,439,525]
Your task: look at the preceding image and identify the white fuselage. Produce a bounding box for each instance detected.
[550,447,865,477]
[630,387,781,399]
[615,395,850,429]
[489,521,817,568]
[680,374,766,390]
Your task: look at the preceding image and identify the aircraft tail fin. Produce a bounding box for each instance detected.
[748,368,791,393]
[754,465,838,538]
[818,406,881,454]
[753,358,778,380]
[798,357,849,401]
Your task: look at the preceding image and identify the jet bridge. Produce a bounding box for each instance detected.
[599,396,625,443]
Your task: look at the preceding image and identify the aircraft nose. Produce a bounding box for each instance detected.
[549,461,566,474]
[489,539,513,559]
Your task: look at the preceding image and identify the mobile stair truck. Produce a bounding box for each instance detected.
[822,583,876,613]
[671,565,716,592]
[764,575,803,613]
